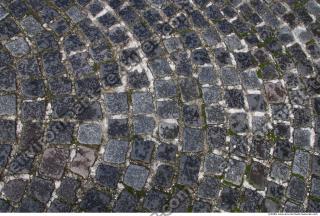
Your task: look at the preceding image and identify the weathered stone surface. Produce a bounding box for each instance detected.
[39,148,69,179]
[264,82,286,103]
[78,123,102,145]
[3,179,27,202]
[143,189,168,211]
[29,177,54,203]
[113,190,138,212]
[182,127,204,152]
[198,176,220,199]
[225,159,246,186]
[286,176,306,203]
[5,37,29,57]
[178,155,201,186]
[248,162,268,190]
[56,177,80,204]
[96,163,121,189]
[124,164,149,191]
[48,199,71,212]
[153,164,174,189]
[70,146,96,178]
[0,1,319,212]
[79,189,111,212]
[104,140,129,164]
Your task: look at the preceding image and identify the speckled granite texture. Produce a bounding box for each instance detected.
[0,0,320,213]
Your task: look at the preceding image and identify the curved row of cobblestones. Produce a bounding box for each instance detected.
[0,0,320,212]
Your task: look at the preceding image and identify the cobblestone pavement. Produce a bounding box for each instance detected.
[0,0,320,213]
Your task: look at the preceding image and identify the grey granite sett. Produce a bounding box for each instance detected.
[124,164,149,191]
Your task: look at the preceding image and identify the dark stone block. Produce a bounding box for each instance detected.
[0,198,11,212]
[0,17,20,40]
[240,189,263,212]
[108,118,129,138]
[219,187,240,211]
[98,12,117,27]
[248,162,268,190]
[182,31,201,49]
[225,89,245,109]
[182,127,204,152]
[0,120,16,143]
[20,122,44,153]
[154,79,176,98]
[178,155,201,186]
[128,70,150,89]
[17,197,44,212]
[207,126,226,149]
[157,100,179,119]
[3,179,27,202]
[179,78,200,102]
[96,164,121,189]
[0,144,11,168]
[104,92,128,114]
[100,62,122,87]
[29,177,54,203]
[21,101,45,121]
[148,58,172,78]
[198,176,220,199]
[17,57,41,78]
[78,19,104,43]
[35,32,58,52]
[156,143,177,162]
[234,52,257,70]
[21,79,45,98]
[183,105,202,127]
[108,27,128,44]
[9,154,33,174]
[80,189,111,212]
[0,67,16,92]
[48,199,71,212]
[8,0,28,19]
[286,176,306,203]
[143,189,168,212]
[76,77,101,97]
[130,139,155,163]
[48,78,72,96]
[113,189,138,212]
[153,164,174,188]
[39,148,69,179]
[56,177,80,204]
[192,200,211,212]
[266,181,284,200]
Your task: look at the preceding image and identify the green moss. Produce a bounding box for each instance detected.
[92,63,100,72]
[127,89,133,105]
[125,186,135,195]
[227,129,236,136]
[231,207,241,212]
[237,32,249,39]
[266,130,279,143]
[200,103,207,125]
[245,164,252,176]
[292,0,308,10]
[136,190,146,199]
[256,69,263,79]
[306,39,316,46]
[310,195,320,202]
[258,62,270,70]
[45,91,55,102]
[177,28,192,36]
[222,180,238,187]
[175,184,186,191]
[292,173,305,180]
